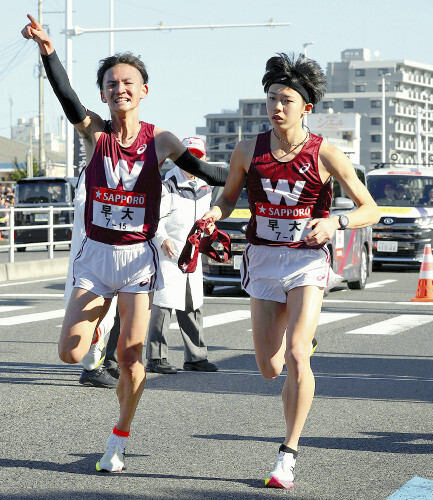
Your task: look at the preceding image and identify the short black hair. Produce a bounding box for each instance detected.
[262,52,326,105]
[96,52,148,90]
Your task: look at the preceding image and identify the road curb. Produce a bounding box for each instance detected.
[0,257,69,281]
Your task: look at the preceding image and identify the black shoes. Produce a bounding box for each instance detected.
[146,358,177,374]
[105,362,120,379]
[79,366,118,388]
[146,358,218,373]
[183,359,218,372]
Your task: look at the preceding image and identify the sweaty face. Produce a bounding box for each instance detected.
[101,64,147,111]
[266,83,307,130]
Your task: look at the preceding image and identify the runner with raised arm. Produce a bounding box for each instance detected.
[21,13,226,473]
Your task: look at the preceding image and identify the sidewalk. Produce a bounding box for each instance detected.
[0,243,69,281]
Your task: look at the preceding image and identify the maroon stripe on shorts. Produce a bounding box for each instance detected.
[241,244,251,289]
[148,239,159,289]
[72,236,87,286]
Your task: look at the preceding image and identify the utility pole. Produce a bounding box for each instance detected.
[39,0,46,173]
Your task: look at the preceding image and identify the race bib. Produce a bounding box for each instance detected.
[255,202,312,243]
[92,187,146,232]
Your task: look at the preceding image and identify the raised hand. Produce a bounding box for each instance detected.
[21,14,53,55]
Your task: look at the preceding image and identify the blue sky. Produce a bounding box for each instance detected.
[2,0,433,144]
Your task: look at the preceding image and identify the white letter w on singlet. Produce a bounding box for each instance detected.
[104,156,143,191]
[261,178,305,206]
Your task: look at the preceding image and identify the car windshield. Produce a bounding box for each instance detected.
[17,181,67,204]
[368,174,433,207]
[211,186,250,209]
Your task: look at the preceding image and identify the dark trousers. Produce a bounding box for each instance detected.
[146,279,207,363]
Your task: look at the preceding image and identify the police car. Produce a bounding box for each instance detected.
[367,166,433,268]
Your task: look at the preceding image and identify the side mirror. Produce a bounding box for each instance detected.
[334,197,355,210]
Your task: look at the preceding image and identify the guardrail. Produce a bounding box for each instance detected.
[0,207,74,263]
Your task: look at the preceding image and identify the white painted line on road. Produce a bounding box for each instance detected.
[324,299,433,306]
[170,310,251,330]
[0,294,64,298]
[347,314,433,335]
[364,279,397,289]
[0,305,32,313]
[1,309,65,326]
[246,312,360,332]
[318,312,360,326]
[0,276,66,287]
[386,476,433,499]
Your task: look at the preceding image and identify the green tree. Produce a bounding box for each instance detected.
[10,158,41,181]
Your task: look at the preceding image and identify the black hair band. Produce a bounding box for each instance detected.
[268,78,311,104]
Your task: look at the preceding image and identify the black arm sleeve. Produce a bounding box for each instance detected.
[174,150,229,187]
[41,51,87,125]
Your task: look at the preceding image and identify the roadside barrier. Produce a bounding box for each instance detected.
[411,244,433,302]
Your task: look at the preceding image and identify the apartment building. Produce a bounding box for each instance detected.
[197,48,433,168]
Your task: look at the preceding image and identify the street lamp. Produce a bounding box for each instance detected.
[381,72,391,163]
[302,42,316,129]
[303,41,315,57]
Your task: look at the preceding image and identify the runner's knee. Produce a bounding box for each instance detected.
[118,345,143,375]
[58,344,82,364]
[257,358,284,380]
[285,343,310,382]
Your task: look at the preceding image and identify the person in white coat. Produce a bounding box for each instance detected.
[146,138,218,374]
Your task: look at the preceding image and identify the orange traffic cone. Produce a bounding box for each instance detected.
[411,244,433,302]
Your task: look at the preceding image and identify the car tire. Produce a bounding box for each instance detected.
[347,246,368,290]
[17,247,26,252]
[204,283,214,295]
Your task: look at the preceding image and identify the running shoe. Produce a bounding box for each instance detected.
[79,366,117,388]
[310,337,318,356]
[82,326,108,371]
[96,433,127,472]
[265,447,296,489]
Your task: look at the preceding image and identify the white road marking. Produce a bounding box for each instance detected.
[0,276,66,287]
[347,314,433,335]
[318,312,360,325]
[1,309,65,326]
[170,310,250,330]
[246,312,360,331]
[386,476,433,499]
[364,279,397,289]
[0,294,64,298]
[0,305,32,313]
[324,299,433,306]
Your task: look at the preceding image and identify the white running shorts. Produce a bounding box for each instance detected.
[72,237,163,298]
[240,244,343,303]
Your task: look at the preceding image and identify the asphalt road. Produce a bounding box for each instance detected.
[0,268,432,500]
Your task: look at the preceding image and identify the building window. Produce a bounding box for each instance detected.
[371,100,381,108]
[355,85,366,92]
[371,152,381,160]
[260,103,267,115]
[378,84,390,92]
[378,68,390,76]
[355,69,366,77]
[227,121,236,133]
[371,117,381,125]
[245,104,254,115]
[371,134,381,143]
[343,101,354,109]
[322,101,333,109]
